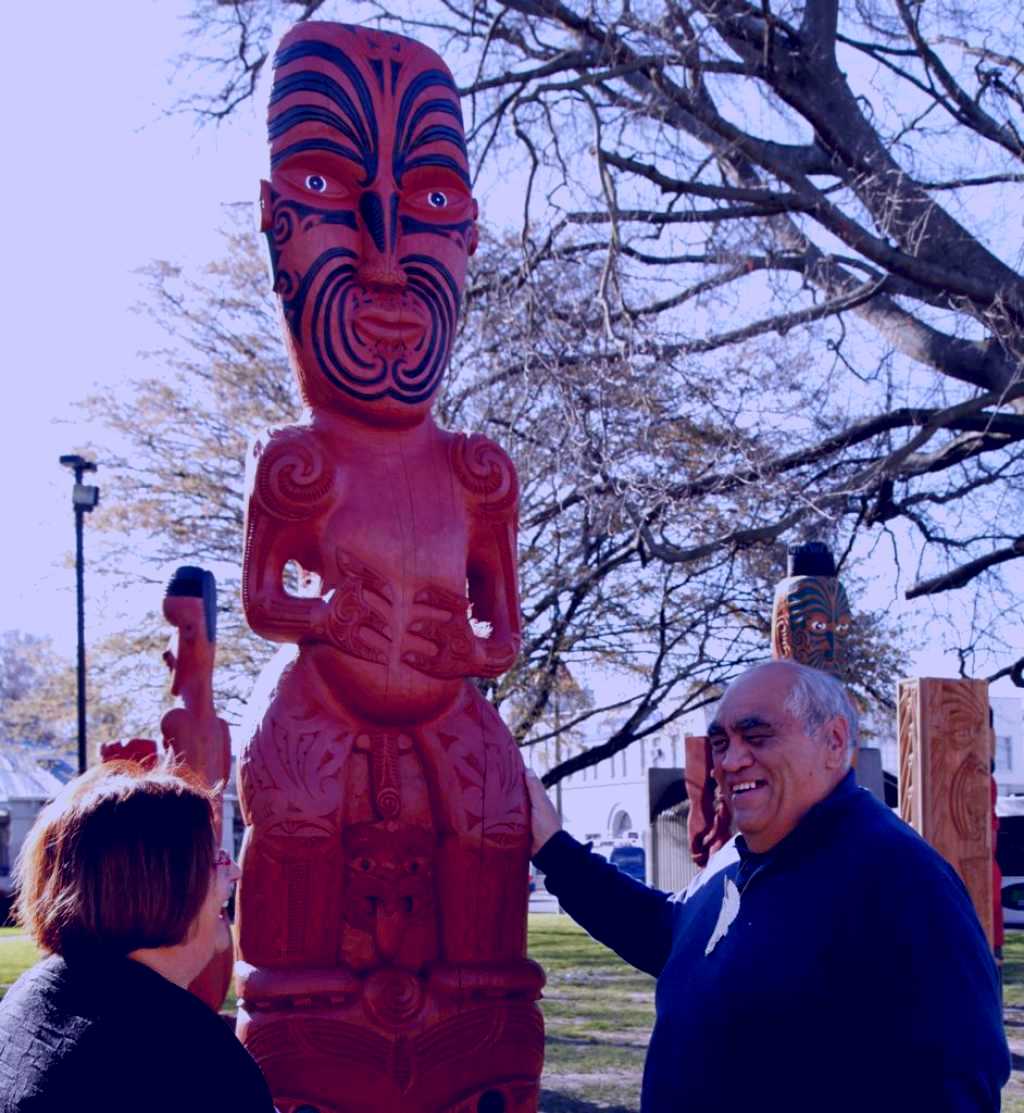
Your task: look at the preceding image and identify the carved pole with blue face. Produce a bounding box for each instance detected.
[771,542,853,677]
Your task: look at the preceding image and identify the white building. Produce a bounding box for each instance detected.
[993,696,1024,795]
[0,748,65,903]
[523,728,688,853]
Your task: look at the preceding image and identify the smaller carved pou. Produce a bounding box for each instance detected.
[898,676,994,946]
[771,541,852,676]
[161,565,234,1011]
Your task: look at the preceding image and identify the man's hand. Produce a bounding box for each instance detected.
[525,769,563,856]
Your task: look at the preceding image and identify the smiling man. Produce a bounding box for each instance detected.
[527,660,1009,1112]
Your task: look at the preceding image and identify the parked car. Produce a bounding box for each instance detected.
[609,844,646,883]
[997,814,1024,928]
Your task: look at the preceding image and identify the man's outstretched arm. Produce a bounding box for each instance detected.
[527,771,676,978]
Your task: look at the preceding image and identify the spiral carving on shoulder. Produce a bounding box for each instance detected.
[450,434,518,517]
[254,433,335,521]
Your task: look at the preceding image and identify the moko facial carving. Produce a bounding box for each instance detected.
[260,25,477,418]
[771,542,853,676]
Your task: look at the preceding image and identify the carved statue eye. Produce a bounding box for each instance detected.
[836,622,850,635]
[427,190,448,209]
[305,174,328,193]
[810,620,828,633]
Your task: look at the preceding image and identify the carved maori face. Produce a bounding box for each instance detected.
[162,595,214,697]
[771,575,852,675]
[343,822,434,963]
[262,23,478,424]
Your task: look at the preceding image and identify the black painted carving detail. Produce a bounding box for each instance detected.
[393,70,469,187]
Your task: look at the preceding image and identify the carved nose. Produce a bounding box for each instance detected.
[374,898,405,961]
[358,190,406,290]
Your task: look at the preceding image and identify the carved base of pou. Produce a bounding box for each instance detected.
[236,960,545,1113]
[237,672,542,1111]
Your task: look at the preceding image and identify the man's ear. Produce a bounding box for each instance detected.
[823,715,850,770]
[468,200,479,256]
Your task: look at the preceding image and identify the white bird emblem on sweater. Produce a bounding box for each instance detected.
[705,875,741,956]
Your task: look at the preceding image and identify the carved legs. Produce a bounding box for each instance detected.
[236,683,544,1112]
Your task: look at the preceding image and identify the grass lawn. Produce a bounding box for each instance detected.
[0,928,38,998]
[2,918,1021,1111]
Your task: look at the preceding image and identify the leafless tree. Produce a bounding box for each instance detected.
[86,216,905,778]
[167,0,1024,695]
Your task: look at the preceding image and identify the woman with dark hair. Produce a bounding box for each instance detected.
[0,761,275,1113]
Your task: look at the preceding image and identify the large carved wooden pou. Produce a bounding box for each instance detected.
[235,23,543,1113]
[897,677,993,945]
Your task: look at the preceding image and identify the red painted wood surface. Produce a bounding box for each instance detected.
[160,572,234,1012]
[235,23,543,1112]
[98,570,234,1012]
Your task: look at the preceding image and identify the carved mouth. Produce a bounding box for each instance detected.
[353,309,426,348]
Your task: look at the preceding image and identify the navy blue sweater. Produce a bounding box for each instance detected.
[535,771,1009,1112]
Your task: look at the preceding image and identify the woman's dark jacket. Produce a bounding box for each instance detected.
[0,951,274,1113]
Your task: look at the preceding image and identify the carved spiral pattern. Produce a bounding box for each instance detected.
[254,432,335,522]
[450,434,518,518]
[951,752,988,841]
[363,969,425,1027]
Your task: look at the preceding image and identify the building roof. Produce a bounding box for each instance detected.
[0,748,64,802]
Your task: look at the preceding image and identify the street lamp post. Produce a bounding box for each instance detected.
[59,455,99,774]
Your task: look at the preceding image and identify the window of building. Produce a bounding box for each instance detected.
[611,809,633,837]
[996,735,1014,773]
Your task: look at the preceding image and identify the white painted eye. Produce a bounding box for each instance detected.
[810,620,828,632]
[305,174,327,193]
[427,190,448,208]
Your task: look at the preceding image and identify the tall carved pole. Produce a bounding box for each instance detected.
[234,23,543,1113]
[99,565,234,1012]
[161,565,234,1011]
[686,541,855,865]
[897,677,994,946]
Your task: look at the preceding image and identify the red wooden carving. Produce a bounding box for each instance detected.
[99,738,161,767]
[683,736,731,868]
[235,23,543,1113]
[770,541,852,676]
[97,567,234,1012]
[161,565,234,1012]
[686,542,855,865]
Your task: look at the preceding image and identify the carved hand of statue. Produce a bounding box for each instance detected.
[402,585,514,679]
[308,549,394,664]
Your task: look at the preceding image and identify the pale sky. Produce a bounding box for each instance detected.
[2,1,263,651]
[1,2,1019,703]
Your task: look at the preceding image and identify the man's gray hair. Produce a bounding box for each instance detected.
[781,661,859,757]
[724,660,860,758]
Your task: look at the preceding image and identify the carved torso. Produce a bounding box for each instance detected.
[245,421,515,725]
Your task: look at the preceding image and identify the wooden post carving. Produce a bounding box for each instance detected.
[161,565,235,1011]
[684,736,731,868]
[98,565,234,1012]
[771,541,852,675]
[235,23,543,1113]
[897,677,994,946]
